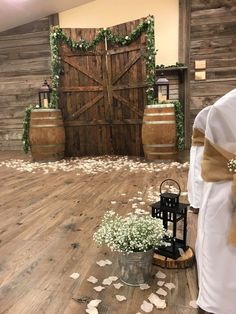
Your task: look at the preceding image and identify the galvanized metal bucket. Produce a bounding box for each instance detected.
[118,248,154,286]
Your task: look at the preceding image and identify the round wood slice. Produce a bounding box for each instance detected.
[152,247,195,269]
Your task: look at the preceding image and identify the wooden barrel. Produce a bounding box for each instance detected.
[142,104,177,160]
[29,109,65,162]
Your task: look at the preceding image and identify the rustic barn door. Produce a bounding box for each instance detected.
[106,18,147,156]
[59,19,147,156]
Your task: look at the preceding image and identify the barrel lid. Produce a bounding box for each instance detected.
[146,103,174,108]
[147,104,175,108]
[32,109,61,112]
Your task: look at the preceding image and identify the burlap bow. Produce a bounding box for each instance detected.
[201,138,236,246]
[192,128,205,146]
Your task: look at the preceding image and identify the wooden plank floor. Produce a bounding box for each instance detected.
[0,152,198,314]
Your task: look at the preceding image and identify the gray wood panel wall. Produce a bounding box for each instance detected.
[0,18,52,151]
[189,0,236,125]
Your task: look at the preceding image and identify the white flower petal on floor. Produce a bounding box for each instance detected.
[189,300,198,308]
[109,276,118,282]
[113,283,123,289]
[93,286,105,292]
[140,300,153,313]
[87,276,98,284]
[111,201,117,204]
[155,271,167,279]
[115,295,126,302]
[85,308,98,314]
[157,280,165,286]
[70,272,80,280]
[96,260,107,267]
[156,288,167,296]
[104,259,112,265]
[102,278,113,286]
[148,293,166,309]
[164,282,176,290]
[139,283,150,290]
[87,299,102,308]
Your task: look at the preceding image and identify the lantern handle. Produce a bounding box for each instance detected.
[160,179,181,196]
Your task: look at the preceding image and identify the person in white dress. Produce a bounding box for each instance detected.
[196,88,236,314]
[187,106,211,214]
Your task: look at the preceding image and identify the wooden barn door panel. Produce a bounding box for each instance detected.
[107,18,147,156]
[59,28,113,156]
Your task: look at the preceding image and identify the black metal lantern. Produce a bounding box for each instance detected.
[38,80,51,108]
[150,179,188,260]
[154,73,169,103]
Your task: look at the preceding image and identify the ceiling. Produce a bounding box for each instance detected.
[0,0,95,32]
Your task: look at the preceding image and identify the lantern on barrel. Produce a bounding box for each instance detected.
[38,80,51,108]
[154,73,169,103]
[150,179,188,260]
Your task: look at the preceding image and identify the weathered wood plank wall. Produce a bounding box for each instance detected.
[189,0,236,125]
[0,17,53,151]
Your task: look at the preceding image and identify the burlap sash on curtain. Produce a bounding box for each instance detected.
[201,138,236,246]
[192,128,205,146]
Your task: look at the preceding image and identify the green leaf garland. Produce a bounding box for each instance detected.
[22,105,33,154]
[173,100,185,150]
[49,15,156,108]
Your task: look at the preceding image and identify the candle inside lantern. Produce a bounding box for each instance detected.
[43,98,48,108]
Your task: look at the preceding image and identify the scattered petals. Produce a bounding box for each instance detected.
[102,278,112,286]
[148,293,166,309]
[70,272,80,280]
[140,283,150,290]
[111,201,117,204]
[140,300,153,313]
[87,276,98,284]
[113,283,124,289]
[156,288,167,296]
[157,280,165,286]
[155,271,166,279]
[87,299,102,308]
[94,259,112,267]
[93,286,105,292]
[115,295,126,302]
[109,276,118,282]
[189,300,198,308]
[86,308,98,314]
[164,282,176,290]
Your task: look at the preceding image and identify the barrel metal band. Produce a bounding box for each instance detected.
[143,144,176,147]
[31,117,61,120]
[143,121,176,124]
[31,144,64,147]
[144,113,175,116]
[30,124,64,128]
[147,151,177,155]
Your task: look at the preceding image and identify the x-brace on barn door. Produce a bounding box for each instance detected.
[59,18,147,157]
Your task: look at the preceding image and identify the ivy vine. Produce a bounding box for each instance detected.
[49,15,156,108]
[173,100,185,150]
[156,62,185,69]
[22,105,33,154]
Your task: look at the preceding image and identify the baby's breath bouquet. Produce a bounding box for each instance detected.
[93,210,167,253]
